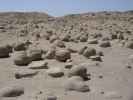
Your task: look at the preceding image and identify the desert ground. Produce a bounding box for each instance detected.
[0,11,133,100]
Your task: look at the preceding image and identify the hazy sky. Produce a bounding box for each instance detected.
[0,0,132,16]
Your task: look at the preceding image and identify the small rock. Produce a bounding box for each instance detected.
[47,67,64,78]
[28,61,48,69]
[0,85,24,97]
[83,47,96,58]
[68,64,88,80]
[78,46,88,55]
[61,34,71,42]
[52,40,65,48]
[64,76,90,92]
[49,35,59,43]
[99,41,111,48]
[125,41,133,49]
[13,41,27,51]
[88,39,98,44]
[90,55,102,61]
[65,62,73,69]
[79,35,88,42]
[55,48,71,62]
[14,69,38,79]
[44,47,56,59]
[67,46,77,53]
[27,48,43,61]
[0,44,12,58]
[111,34,117,40]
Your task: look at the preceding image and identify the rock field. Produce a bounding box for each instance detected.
[0,11,133,100]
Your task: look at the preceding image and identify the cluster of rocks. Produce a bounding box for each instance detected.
[79,46,103,61]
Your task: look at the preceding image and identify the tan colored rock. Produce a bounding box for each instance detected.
[83,47,96,58]
[28,61,48,69]
[64,76,90,92]
[88,38,98,44]
[12,51,31,66]
[99,41,111,48]
[49,35,59,43]
[0,85,24,97]
[14,69,38,79]
[68,64,88,80]
[13,41,27,51]
[27,48,43,61]
[47,67,64,78]
[0,44,12,58]
[52,40,66,48]
[55,48,71,62]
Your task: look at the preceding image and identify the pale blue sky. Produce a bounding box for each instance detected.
[0,0,132,16]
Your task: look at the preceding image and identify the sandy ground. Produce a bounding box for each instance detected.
[0,12,133,100]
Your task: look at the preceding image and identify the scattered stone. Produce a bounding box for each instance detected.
[78,46,88,55]
[83,47,96,58]
[49,35,59,43]
[0,85,24,97]
[68,64,88,80]
[55,48,71,62]
[44,47,56,59]
[99,41,111,48]
[79,34,88,42]
[47,67,64,78]
[12,51,31,66]
[96,51,104,56]
[67,46,77,53]
[61,34,71,42]
[27,48,43,61]
[28,61,48,69]
[64,76,90,92]
[90,55,102,61]
[111,34,117,40]
[52,40,66,48]
[102,37,110,41]
[14,69,38,79]
[65,62,73,69]
[0,44,12,58]
[13,41,27,51]
[88,39,98,44]
[125,41,133,49]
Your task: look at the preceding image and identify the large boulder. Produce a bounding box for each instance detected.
[64,76,90,92]
[55,48,71,62]
[0,85,24,97]
[0,44,12,58]
[12,51,31,66]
